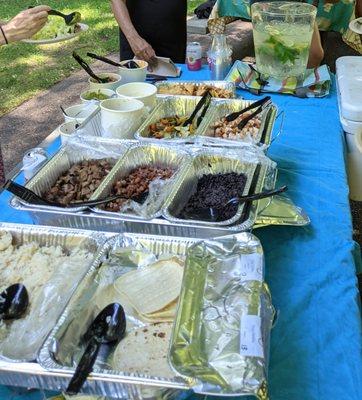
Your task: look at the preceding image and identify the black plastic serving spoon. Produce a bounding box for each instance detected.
[182,185,288,222]
[48,10,81,25]
[0,284,29,321]
[28,7,81,26]
[65,303,126,395]
[72,52,109,84]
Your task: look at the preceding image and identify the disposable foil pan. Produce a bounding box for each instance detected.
[197,99,278,147]
[163,151,267,228]
[90,143,192,220]
[0,222,107,362]
[9,165,294,237]
[38,233,202,398]
[135,96,210,145]
[18,138,129,213]
[169,234,274,398]
[155,81,236,99]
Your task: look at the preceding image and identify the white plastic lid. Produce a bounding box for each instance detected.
[336,56,362,122]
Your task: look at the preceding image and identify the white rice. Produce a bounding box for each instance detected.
[0,231,93,360]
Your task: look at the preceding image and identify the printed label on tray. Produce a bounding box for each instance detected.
[238,253,263,281]
[239,315,264,358]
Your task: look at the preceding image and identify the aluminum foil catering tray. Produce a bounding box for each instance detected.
[18,138,129,213]
[38,233,202,399]
[0,222,107,363]
[197,99,278,148]
[90,143,192,221]
[169,234,274,398]
[135,95,210,145]
[163,151,267,229]
[155,80,236,99]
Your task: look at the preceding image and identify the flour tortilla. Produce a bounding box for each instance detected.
[114,258,183,315]
[111,322,175,378]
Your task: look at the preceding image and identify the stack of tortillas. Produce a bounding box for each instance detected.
[112,322,175,378]
[113,257,184,323]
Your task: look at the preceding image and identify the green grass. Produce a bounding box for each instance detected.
[0,0,203,116]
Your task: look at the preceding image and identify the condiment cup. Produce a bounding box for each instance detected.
[100,97,147,139]
[80,88,116,104]
[63,104,98,123]
[88,72,122,91]
[59,121,80,145]
[116,82,157,110]
[118,59,148,84]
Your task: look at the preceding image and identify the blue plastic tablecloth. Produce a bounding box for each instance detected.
[1,65,361,400]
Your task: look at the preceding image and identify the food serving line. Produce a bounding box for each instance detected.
[0,64,361,400]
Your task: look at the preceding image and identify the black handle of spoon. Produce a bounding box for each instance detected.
[66,336,101,395]
[231,185,288,205]
[60,105,68,116]
[4,179,146,208]
[86,53,122,67]
[48,9,67,19]
[182,90,211,127]
[72,52,105,83]
[225,96,271,122]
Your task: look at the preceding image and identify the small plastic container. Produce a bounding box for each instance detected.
[336,56,362,201]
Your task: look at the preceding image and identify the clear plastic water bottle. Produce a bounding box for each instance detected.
[207,34,232,80]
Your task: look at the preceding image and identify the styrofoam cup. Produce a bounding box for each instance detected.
[88,72,122,91]
[118,59,148,84]
[59,121,80,145]
[80,88,116,103]
[100,97,147,139]
[62,104,98,123]
[116,82,157,110]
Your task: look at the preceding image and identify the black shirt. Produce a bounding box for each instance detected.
[120,0,187,63]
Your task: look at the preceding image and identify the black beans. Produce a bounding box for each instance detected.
[179,172,247,221]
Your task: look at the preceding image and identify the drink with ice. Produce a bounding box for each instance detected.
[252,2,317,79]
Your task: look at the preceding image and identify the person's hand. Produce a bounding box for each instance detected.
[2,5,50,43]
[130,36,156,63]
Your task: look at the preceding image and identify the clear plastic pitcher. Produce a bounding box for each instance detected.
[251,1,317,79]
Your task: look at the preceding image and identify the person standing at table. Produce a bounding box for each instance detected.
[0,5,50,185]
[110,0,187,63]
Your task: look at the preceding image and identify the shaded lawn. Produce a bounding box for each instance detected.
[0,0,204,116]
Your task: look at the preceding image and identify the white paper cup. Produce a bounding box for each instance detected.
[88,72,122,91]
[59,121,80,145]
[80,88,115,103]
[118,59,148,84]
[116,82,157,110]
[100,97,147,139]
[63,103,98,123]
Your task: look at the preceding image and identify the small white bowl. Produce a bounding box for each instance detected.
[88,72,122,91]
[80,88,115,103]
[59,121,80,145]
[63,103,98,123]
[116,82,157,110]
[118,59,148,84]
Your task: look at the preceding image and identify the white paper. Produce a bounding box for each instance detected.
[238,253,263,282]
[239,314,264,358]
